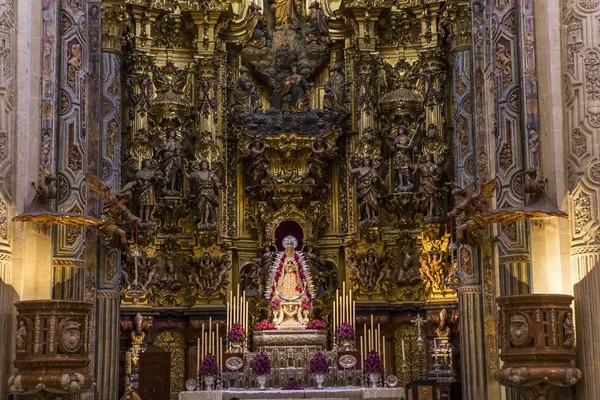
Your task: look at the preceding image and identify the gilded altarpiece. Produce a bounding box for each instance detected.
[111,0,480,398]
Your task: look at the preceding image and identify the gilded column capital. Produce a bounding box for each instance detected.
[102,4,132,54]
[440,0,472,51]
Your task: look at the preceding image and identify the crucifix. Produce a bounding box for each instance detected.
[411,313,426,346]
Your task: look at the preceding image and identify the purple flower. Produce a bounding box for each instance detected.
[282,377,303,390]
[306,319,327,330]
[337,322,355,341]
[200,354,219,376]
[271,299,281,311]
[309,352,329,374]
[364,350,382,373]
[228,323,245,342]
[301,299,312,310]
[252,352,271,375]
[255,320,277,331]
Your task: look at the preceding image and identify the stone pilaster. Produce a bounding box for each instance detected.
[562,0,600,397]
[93,4,127,400]
[457,286,487,399]
[490,0,533,297]
[51,0,88,301]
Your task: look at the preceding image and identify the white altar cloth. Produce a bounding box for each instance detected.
[179,387,405,400]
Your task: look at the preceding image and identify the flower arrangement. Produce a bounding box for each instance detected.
[270,299,281,311]
[252,352,271,375]
[228,323,245,342]
[306,319,327,330]
[309,352,329,374]
[282,377,303,390]
[255,320,277,331]
[301,299,312,310]
[337,322,355,341]
[200,354,219,376]
[364,350,383,373]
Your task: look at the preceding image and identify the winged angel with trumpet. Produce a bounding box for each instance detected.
[86,174,140,250]
[447,179,496,246]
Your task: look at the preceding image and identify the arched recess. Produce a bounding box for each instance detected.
[263,202,328,246]
[392,323,428,387]
[152,329,186,400]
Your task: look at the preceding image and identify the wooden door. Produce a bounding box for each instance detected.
[139,349,171,400]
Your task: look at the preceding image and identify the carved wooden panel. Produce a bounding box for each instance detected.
[139,348,171,400]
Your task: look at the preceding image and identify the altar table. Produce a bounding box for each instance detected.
[179,387,405,400]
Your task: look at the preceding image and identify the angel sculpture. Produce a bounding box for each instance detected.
[349,157,388,222]
[238,136,272,191]
[301,136,337,189]
[447,179,495,246]
[185,160,224,229]
[86,173,140,250]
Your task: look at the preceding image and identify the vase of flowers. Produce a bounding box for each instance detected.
[364,350,382,388]
[200,354,218,391]
[309,352,329,389]
[337,322,356,351]
[228,323,245,352]
[254,319,277,331]
[282,377,303,390]
[252,352,271,390]
[306,319,327,330]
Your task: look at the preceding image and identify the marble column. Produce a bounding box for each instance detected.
[562,0,600,397]
[51,0,88,301]
[93,4,127,400]
[490,0,533,298]
[449,2,490,398]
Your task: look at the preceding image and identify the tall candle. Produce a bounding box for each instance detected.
[368,329,372,353]
[126,351,132,374]
[345,294,349,323]
[216,323,219,358]
[363,324,368,352]
[360,336,364,365]
[226,301,230,333]
[245,302,249,334]
[333,300,336,331]
[377,323,381,353]
[382,336,386,376]
[196,338,200,373]
[370,315,374,351]
[204,332,208,358]
[201,324,205,359]
[401,339,406,361]
[352,300,356,324]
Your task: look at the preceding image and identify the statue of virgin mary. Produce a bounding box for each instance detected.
[266,235,316,328]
